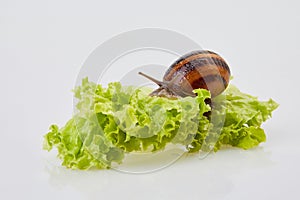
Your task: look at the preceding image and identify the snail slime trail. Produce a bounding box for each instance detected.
[138,50,231,99]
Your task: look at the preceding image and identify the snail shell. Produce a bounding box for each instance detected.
[139,50,231,98]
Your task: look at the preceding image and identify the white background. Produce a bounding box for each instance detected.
[1,0,300,199]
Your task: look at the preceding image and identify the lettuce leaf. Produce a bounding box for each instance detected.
[188,85,278,153]
[43,78,278,169]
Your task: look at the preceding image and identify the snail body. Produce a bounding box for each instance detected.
[139,50,231,98]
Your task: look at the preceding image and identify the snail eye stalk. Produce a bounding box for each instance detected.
[138,72,164,87]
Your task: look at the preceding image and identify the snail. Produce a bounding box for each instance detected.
[138,50,231,98]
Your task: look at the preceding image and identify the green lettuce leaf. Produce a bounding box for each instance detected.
[43,78,278,169]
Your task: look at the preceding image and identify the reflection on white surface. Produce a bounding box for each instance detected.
[111,144,186,174]
[43,147,274,200]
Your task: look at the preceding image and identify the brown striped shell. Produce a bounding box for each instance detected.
[138,50,231,98]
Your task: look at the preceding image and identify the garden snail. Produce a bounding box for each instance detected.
[138,50,231,98]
